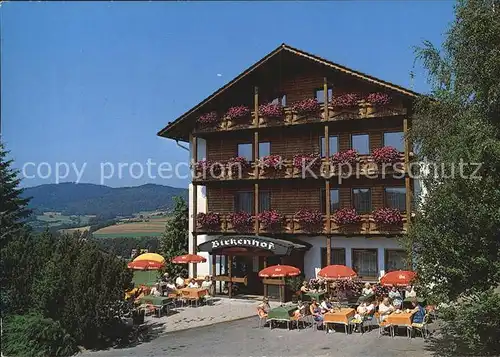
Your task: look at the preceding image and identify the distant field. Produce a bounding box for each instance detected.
[93,217,169,238]
[34,214,94,228]
[60,226,91,233]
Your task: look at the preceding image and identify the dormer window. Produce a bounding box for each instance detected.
[270,94,287,106]
[315,87,333,104]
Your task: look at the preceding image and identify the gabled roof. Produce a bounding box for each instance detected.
[158,43,420,141]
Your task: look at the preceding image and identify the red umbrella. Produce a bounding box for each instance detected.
[318,265,357,279]
[171,254,207,264]
[380,270,416,286]
[127,260,165,270]
[258,265,301,278]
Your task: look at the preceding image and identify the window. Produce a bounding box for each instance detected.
[271,94,287,106]
[352,188,371,214]
[352,249,378,277]
[320,189,340,214]
[351,134,370,155]
[234,191,271,214]
[385,250,407,272]
[385,187,406,212]
[237,143,253,161]
[259,142,271,158]
[195,138,207,161]
[315,88,333,104]
[320,248,346,267]
[319,135,339,157]
[383,131,404,152]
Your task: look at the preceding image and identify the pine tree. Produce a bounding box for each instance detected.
[159,196,188,277]
[0,142,32,248]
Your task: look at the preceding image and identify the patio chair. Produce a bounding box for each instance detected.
[407,313,430,339]
[375,312,394,338]
[362,309,376,332]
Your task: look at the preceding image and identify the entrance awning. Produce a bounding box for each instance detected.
[197,235,310,256]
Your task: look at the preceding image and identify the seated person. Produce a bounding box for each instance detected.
[389,286,403,309]
[354,299,376,322]
[162,272,172,284]
[405,285,417,299]
[362,282,375,297]
[257,297,270,318]
[201,275,213,300]
[150,283,162,297]
[175,275,186,288]
[320,296,332,312]
[300,281,310,293]
[410,298,426,324]
[187,278,200,288]
[309,299,324,328]
[378,297,395,322]
[292,300,306,320]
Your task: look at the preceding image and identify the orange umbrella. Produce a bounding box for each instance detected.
[127,260,165,270]
[380,270,416,286]
[318,265,357,279]
[258,265,301,278]
[171,254,207,264]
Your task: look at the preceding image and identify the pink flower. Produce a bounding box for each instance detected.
[366,93,391,106]
[292,98,320,115]
[332,208,361,225]
[372,146,400,164]
[330,149,358,166]
[227,157,251,173]
[259,155,284,170]
[292,153,321,170]
[197,212,221,231]
[226,105,250,120]
[258,210,283,229]
[372,208,403,225]
[259,103,284,118]
[331,93,360,108]
[295,209,323,227]
[229,211,253,232]
[197,111,219,125]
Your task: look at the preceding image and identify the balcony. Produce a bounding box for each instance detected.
[193,100,407,136]
[195,212,408,236]
[192,152,405,183]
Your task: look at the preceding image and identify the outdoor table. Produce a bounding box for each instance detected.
[386,310,416,337]
[303,291,326,302]
[138,295,174,317]
[267,304,298,329]
[179,288,208,307]
[324,308,355,334]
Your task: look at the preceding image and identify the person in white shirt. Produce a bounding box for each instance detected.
[150,283,162,297]
[378,297,395,321]
[361,282,374,297]
[405,285,417,299]
[201,276,213,292]
[187,278,199,288]
[175,275,186,288]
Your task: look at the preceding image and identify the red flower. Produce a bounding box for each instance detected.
[295,209,323,227]
[258,210,283,229]
[227,157,251,174]
[259,155,284,170]
[330,149,358,166]
[229,211,253,232]
[331,93,360,108]
[372,208,403,225]
[372,146,400,165]
[292,98,320,115]
[332,208,361,225]
[197,111,219,125]
[197,212,221,231]
[259,103,284,118]
[192,159,224,175]
[292,153,321,170]
[226,105,250,120]
[366,93,391,106]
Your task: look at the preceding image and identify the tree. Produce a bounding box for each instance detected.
[0,142,31,249]
[159,196,188,277]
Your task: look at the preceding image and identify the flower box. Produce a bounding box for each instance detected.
[372,208,403,225]
[294,209,323,232]
[259,103,284,118]
[227,157,251,177]
[292,153,321,176]
[197,111,220,128]
[331,93,360,109]
[226,105,251,120]
[371,146,401,165]
[332,208,361,225]
[292,98,321,115]
[366,92,391,106]
[258,210,283,231]
[258,155,285,171]
[192,159,224,178]
[330,149,358,167]
[228,211,253,232]
[197,212,221,231]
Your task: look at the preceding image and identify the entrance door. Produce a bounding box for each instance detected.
[232,255,263,295]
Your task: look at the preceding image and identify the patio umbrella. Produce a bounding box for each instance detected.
[258,265,301,278]
[133,252,165,263]
[318,265,357,279]
[171,254,207,264]
[127,260,165,270]
[380,270,416,287]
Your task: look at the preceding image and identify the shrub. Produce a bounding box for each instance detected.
[372,146,401,164]
[196,212,221,231]
[292,153,321,170]
[258,210,283,230]
[259,155,284,170]
[295,209,323,229]
[3,313,79,357]
[331,93,360,108]
[366,92,391,106]
[330,149,358,166]
[226,105,250,120]
[259,103,284,117]
[372,208,403,225]
[292,98,320,114]
[228,211,253,232]
[332,208,361,225]
[197,111,219,125]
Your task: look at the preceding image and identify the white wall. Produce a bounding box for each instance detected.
[303,236,403,280]
[188,183,209,277]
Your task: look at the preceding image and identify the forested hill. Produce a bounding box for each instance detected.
[22,183,188,218]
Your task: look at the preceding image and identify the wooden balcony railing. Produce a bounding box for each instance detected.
[192,154,405,183]
[196,213,408,236]
[193,102,407,135]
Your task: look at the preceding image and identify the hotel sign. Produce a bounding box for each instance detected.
[210,237,276,251]
[197,235,297,255]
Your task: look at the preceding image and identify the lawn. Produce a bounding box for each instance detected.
[93,217,168,238]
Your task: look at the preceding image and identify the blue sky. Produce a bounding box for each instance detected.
[2,1,455,188]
